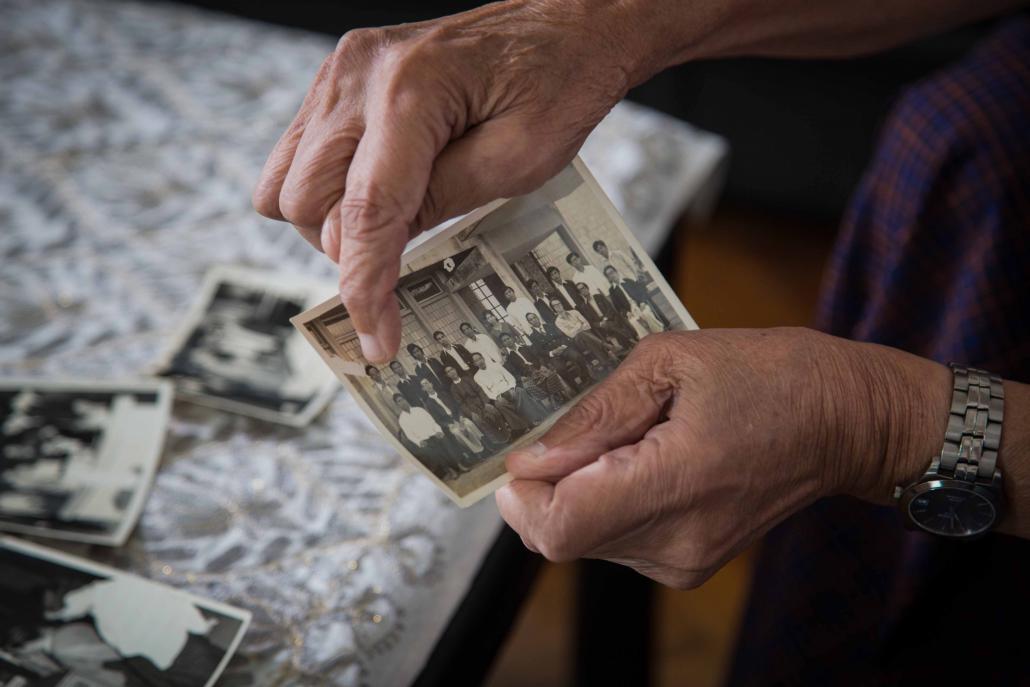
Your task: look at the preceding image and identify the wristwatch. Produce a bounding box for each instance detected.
[894,364,1006,539]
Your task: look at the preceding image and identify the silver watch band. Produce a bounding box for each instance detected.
[939,364,1004,484]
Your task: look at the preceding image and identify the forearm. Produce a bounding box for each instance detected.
[580,0,1025,85]
[837,339,1030,538]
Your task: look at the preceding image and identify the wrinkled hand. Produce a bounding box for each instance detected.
[253,0,638,362]
[497,328,950,588]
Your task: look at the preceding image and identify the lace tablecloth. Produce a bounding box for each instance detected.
[0,1,726,684]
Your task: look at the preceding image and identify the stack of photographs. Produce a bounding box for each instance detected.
[0,536,250,687]
[155,265,339,427]
[293,158,698,507]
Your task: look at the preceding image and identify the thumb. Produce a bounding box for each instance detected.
[506,339,675,482]
[331,91,452,363]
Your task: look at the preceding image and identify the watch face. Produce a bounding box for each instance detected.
[908,486,996,537]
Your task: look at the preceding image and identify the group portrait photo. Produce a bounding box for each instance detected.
[294,160,696,505]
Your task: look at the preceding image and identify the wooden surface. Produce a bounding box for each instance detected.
[484,206,838,687]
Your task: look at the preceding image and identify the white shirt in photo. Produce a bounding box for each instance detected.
[573,265,610,296]
[606,249,641,281]
[474,363,517,400]
[398,407,444,445]
[464,333,502,366]
[554,310,592,339]
[504,297,540,335]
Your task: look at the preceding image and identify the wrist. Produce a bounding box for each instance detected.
[830,341,952,505]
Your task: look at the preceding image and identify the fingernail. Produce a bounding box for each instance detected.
[526,442,548,457]
[510,442,548,462]
[358,332,385,362]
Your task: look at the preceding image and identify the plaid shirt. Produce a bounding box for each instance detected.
[729,17,1030,687]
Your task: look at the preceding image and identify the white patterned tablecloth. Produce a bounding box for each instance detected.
[0,1,727,685]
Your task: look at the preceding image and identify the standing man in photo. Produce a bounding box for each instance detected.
[408,343,445,392]
[527,280,558,325]
[501,285,540,338]
[393,393,459,480]
[388,360,424,406]
[431,330,475,382]
[592,239,643,283]
[460,322,503,366]
[566,251,610,298]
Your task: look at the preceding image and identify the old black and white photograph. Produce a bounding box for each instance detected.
[293,159,697,506]
[0,536,250,687]
[0,379,172,546]
[156,265,338,427]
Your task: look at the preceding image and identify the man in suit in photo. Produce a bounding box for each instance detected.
[431,330,475,381]
[527,279,558,325]
[604,265,666,336]
[445,365,528,446]
[524,311,591,391]
[573,281,637,355]
[498,331,570,408]
[408,343,445,391]
[544,266,580,313]
[388,359,424,406]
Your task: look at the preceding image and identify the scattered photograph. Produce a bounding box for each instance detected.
[156,265,338,427]
[0,535,250,687]
[293,158,698,506]
[0,378,172,546]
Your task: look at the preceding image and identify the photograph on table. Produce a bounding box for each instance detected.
[292,158,697,506]
[156,265,338,427]
[0,378,172,546]
[0,536,250,687]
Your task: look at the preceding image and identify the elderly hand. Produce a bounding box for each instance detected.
[496,327,952,588]
[252,1,646,362]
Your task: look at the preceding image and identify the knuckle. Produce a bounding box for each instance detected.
[563,391,618,431]
[664,570,704,591]
[335,27,384,56]
[277,186,321,229]
[535,530,574,563]
[251,185,278,219]
[339,196,404,239]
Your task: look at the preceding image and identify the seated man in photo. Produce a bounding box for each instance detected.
[550,298,617,373]
[393,393,461,481]
[431,330,475,382]
[444,365,527,448]
[573,281,637,355]
[498,331,570,409]
[416,377,484,466]
[524,312,592,391]
[470,352,549,425]
[604,265,666,336]
[459,321,503,366]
